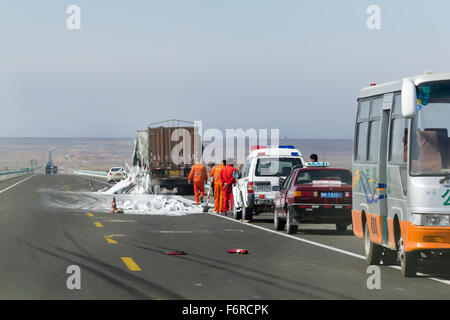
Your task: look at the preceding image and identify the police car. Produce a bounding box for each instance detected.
[273,162,353,234]
[232,146,305,221]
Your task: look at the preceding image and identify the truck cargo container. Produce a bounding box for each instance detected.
[133,120,201,195]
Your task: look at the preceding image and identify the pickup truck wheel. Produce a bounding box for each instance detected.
[232,204,242,220]
[274,212,285,231]
[364,222,382,265]
[242,205,253,221]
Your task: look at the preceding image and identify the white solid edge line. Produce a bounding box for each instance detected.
[0,174,36,195]
[206,211,450,286]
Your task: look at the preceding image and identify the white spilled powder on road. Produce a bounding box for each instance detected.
[39,188,202,216]
[119,194,202,215]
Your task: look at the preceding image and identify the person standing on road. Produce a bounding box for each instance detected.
[219,158,236,214]
[188,161,208,205]
[207,161,216,197]
[210,159,226,213]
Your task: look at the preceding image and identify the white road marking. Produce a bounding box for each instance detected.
[0,174,36,195]
[207,212,450,286]
[76,175,111,186]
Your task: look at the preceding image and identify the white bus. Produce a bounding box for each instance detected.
[352,72,450,277]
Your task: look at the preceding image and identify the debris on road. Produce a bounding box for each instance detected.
[165,251,188,255]
[227,249,248,254]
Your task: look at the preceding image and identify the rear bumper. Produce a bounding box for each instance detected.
[402,222,450,252]
[248,193,275,208]
[289,204,352,224]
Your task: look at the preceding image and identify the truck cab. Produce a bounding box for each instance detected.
[232,145,304,221]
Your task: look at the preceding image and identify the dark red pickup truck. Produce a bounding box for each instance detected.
[273,166,353,234]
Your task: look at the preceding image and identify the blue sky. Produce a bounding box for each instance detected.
[1,0,450,138]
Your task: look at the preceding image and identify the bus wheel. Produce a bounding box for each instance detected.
[381,248,398,265]
[364,222,382,265]
[398,236,418,277]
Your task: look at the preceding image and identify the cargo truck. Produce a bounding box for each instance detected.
[133,120,201,195]
[45,151,57,174]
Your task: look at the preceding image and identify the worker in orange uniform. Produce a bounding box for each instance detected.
[188,162,208,205]
[209,159,226,213]
[219,158,236,214]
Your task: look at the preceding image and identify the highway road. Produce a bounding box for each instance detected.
[0,173,449,299]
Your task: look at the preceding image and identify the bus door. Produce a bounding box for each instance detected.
[377,93,393,245]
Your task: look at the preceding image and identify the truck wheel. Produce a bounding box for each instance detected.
[242,205,253,221]
[364,222,382,265]
[398,236,418,277]
[274,212,285,231]
[381,248,398,266]
[335,223,348,231]
[232,205,242,220]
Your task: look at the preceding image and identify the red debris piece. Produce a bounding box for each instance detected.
[165,251,187,255]
[227,249,248,254]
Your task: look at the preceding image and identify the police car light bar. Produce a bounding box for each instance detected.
[278,145,295,149]
[250,145,267,151]
[305,161,330,167]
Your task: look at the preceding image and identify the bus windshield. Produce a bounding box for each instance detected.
[410,81,450,176]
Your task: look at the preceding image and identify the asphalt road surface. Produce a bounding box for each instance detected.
[0,174,449,299]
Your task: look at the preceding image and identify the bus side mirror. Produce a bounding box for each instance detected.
[401,78,417,119]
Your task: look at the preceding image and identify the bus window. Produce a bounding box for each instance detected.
[367,97,383,162]
[411,81,450,175]
[355,99,371,161]
[356,122,368,161]
[389,118,408,163]
[358,100,371,120]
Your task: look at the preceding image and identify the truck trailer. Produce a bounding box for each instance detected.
[133,120,201,195]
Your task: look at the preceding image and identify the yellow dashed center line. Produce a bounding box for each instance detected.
[104,235,118,244]
[93,222,104,228]
[86,212,94,217]
[121,257,142,271]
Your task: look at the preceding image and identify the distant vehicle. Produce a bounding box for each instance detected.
[273,163,353,234]
[45,151,57,175]
[232,145,305,221]
[107,167,127,183]
[133,120,199,195]
[352,72,450,277]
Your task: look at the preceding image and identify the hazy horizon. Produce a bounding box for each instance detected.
[3,1,450,138]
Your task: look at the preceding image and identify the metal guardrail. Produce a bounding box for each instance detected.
[0,167,38,181]
[72,169,108,177]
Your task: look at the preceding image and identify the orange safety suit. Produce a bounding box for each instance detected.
[219,164,236,213]
[209,164,225,213]
[188,163,208,204]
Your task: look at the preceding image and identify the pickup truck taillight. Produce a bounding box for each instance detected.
[247,182,254,194]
